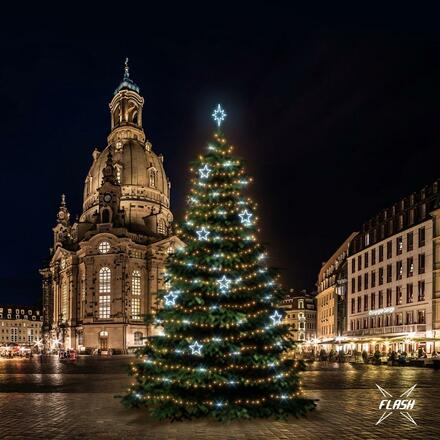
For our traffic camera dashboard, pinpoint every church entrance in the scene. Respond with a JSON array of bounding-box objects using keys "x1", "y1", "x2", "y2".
[
  {"x1": 99, "y1": 331, "x2": 108, "y2": 350},
  {"x1": 100, "y1": 338, "x2": 108, "y2": 350}
]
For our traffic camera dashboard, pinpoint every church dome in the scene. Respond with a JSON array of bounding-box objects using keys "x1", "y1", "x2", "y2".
[{"x1": 80, "y1": 63, "x2": 172, "y2": 236}]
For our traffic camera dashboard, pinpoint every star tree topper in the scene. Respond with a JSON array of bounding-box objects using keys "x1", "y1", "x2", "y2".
[{"x1": 212, "y1": 104, "x2": 227, "y2": 127}]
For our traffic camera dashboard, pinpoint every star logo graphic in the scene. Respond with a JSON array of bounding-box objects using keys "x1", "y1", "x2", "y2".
[
  {"x1": 375, "y1": 384, "x2": 417, "y2": 426},
  {"x1": 239, "y1": 209, "x2": 253, "y2": 226},
  {"x1": 212, "y1": 104, "x2": 227, "y2": 127},
  {"x1": 189, "y1": 341, "x2": 203, "y2": 356},
  {"x1": 198, "y1": 164, "x2": 211, "y2": 179},
  {"x1": 196, "y1": 227, "x2": 210, "y2": 241},
  {"x1": 164, "y1": 292, "x2": 178, "y2": 306},
  {"x1": 217, "y1": 275, "x2": 231, "y2": 294},
  {"x1": 270, "y1": 310, "x2": 283, "y2": 326}
]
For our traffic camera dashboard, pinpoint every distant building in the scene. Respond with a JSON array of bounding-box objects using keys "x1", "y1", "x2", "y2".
[
  {"x1": 347, "y1": 179, "x2": 440, "y2": 354},
  {"x1": 281, "y1": 290, "x2": 317, "y2": 343},
  {"x1": 0, "y1": 306, "x2": 43, "y2": 346},
  {"x1": 316, "y1": 233, "x2": 357, "y2": 348}
]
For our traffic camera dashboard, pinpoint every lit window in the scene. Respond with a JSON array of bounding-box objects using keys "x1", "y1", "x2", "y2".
[
  {"x1": 132, "y1": 270, "x2": 141, "y2": 295},
  {"x1": 157, "y1": 219, "x2": 166, "y2": 235},
  {"x1": 99, "y1": 295, "x2": 111, "y2": 319},
  {"x1": 132, "y1": 298, "x2": 141, "y2": 320},
  {"x1": 167, "y1": 245, "x2": 174, "y2": 255},
  {"x1": 149, "y1": 169, "x2": 157, "y2": 188},
  {"x1": 134, "y1": 331, "x2": 143, "y2": 345},
  {"x1": 62, "y1": 283, "x2": 68, "y2": 321},
  {"x1": 98, "y1": 241, "x2": 111, "y2": 254},
  {"x1": 115, "y1": 165, "x2": 122, "y2": 183},
  {"x1": 99, "y1": 267, "x2": 111, "y2": 294}
]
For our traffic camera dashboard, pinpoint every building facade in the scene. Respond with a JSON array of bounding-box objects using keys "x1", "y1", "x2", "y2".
[
  {"x1": 40, "y1": 63, "x2": 181, "y2": 353},
  {"x1": 316, "y1": 233, "x2": 357, "y2": 347},
  {"x1": 281, "y1": 290, "x2": 317, "y2": 343},
  {"x1": 0, "y1": 306, "x2": 43, "y2": 346},
  {"x1": 346, "y1": 179, "x2": 440, "y2": 354}
]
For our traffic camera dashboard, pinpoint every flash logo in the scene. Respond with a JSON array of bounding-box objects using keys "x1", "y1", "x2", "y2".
[
  {"x1": 375, "y1": 384, "x2": 417, "y2": 426},
  {"x1": 378, "y1": 399, "x2": 415, "y2": 411}
]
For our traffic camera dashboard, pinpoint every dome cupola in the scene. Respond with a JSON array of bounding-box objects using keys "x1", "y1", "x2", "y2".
[
  {"x1": 80, "y1": 61, "x2": 172, "y2": 236},
  {"x1": 114, "y1": 58, "x2": 140, "y2": 95},
  {"x1": 108, "y1": 58, "x2": 145, "y2": 145}
]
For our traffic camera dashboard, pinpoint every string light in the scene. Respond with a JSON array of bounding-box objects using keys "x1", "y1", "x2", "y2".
[{"x1": 123, "y1": 123, "x2": 311, "y2": 419}]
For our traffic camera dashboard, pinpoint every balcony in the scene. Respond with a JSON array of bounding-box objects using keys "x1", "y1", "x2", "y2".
[{"x1": 346, "y1": 324, "x2": 427, "y2": 337}]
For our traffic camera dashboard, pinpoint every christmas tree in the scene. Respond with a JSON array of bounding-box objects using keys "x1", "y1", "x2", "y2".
[{"x1": 122, "y1": 105, "x2": 315, "y2": 421}]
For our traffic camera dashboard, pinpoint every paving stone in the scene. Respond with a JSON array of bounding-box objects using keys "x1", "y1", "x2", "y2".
[{"x1": 0, "y1": 357, "x2": 437, "y2": 439}]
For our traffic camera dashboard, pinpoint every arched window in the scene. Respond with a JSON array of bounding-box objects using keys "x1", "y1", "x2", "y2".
[
  {"x1": 113, "y1": 104, "x2": 121, "y2": 127},
  {"x1": 115, "y1": 165, "x2": 122, "y2": 184},
  {"x1": 132, "y1": 270, "x2": 141, "y2": 295},
  {"x1": 149, "y1": 168, "x2": 157, "y2": 188},
  {"x1": 101, "y1": 208, "x2": 111, "y2": 223},
  {"x1": 134, "y1": 331, "x2": 143, "y2": 345},
  {"x1": 99, "y1": 267, "x2": 111, "y2": 319},
  {"x1": 132, "y1": 110, "x2": 138, "y2": 125},
  {"x1": 132, "y1": 298, "x2": 141, "y2": 320},
  {"x1": 127, "y1": 100, "x2": 138, "y2": 124},
  {"x1": 99, "y1": 267, "x2": 111, "y2": 294},
  {"x1": 157, "y1": 218, "x2": 166, "y2": 235},
  {"x1": 62, "y1": 282, "x2": 68, "y2": 322}
]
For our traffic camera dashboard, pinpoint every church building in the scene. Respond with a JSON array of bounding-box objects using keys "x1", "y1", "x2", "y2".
[{"x1": 40, "y1": 62, "x2": 181, "y2": 353}]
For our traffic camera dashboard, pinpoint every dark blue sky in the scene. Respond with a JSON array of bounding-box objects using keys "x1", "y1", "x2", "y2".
[{"x1": 1, "y1": 3, "x2": 440, "y2": 305}]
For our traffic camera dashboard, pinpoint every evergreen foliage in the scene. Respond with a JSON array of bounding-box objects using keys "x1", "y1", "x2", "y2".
[{"x1": 122, "y1": 122, "x2": 315, "y2": 421}]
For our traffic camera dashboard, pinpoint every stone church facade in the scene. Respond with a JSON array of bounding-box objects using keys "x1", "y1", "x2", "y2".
[{"x1": 40, "y1": 63, "x2": 181, "y2": 353}]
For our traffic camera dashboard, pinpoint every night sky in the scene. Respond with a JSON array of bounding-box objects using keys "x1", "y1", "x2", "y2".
[{"x1": 1, "y1": 4, "x2": 440, "y2": 306}]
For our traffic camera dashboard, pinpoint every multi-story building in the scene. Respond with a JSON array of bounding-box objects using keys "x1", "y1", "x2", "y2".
[
  {"x1": 0, "y1": 306, "x2": 43, "y2": 346},
  {"x1": 316, "y1": 233, "x2": 357, "y2": 348},
  {"x1": 346, "y1": 179, "x2": 440, "y2": 354},
  {"x1": 281, "y1": 289, "x2": 317, "y2": 343},
  {"x1": 40, "y1": 62, "x2": 182, "y2": 353}
]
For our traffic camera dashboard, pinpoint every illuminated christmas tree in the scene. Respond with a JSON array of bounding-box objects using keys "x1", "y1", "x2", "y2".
[{"x1": 122, "y1": 105, "x2": 315, "y2": 420}]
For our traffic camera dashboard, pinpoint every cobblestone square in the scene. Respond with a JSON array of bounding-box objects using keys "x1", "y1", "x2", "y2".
[{"x1": 0, "y1": 357, "x2": 437, "y2": 439}]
